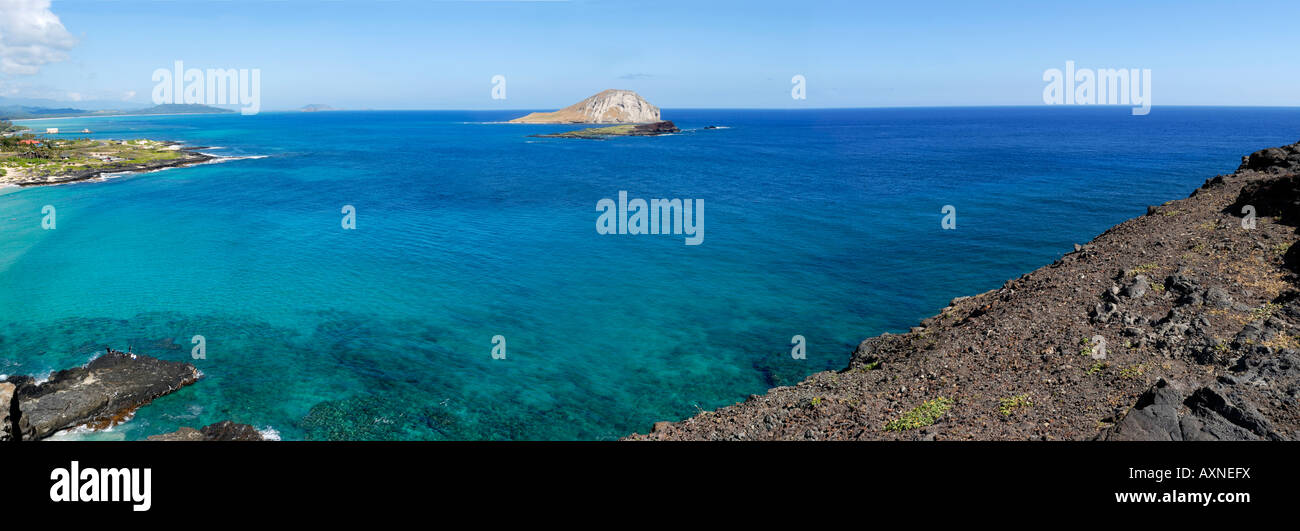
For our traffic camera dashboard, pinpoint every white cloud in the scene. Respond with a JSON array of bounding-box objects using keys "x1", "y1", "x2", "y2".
[
  {"x1": 0, "y1": 0, "x2": 77, "y2": 75},
  {"x1": 121, "y1": 90, "x2": 136, "y2": 101}
]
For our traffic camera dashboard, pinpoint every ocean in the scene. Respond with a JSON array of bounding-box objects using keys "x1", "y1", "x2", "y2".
[{"x1": 2, "y1": 107, "x2": 1299, "y2": 440}]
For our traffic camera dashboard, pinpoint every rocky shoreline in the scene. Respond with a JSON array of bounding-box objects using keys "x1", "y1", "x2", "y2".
[
  {"x1": 530, "y1": 120, "x2": 680, "y2": 139},
  {"x1": 11, "y1": 143, "x2": 216, "y2": 188},
  {"x1": 1, "y1": 353, "x2": 262, "y2": 442},
  {"x1": 629, "y1": 140, "x2": 1300, "y2": 441}
]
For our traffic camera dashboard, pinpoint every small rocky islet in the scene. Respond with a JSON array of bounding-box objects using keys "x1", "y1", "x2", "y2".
[
  {"x1": 0, "y1": 352, "x2": 262, "y2": 442},
  {"x1": 530, "y1": 120, "x2": 681, "y2": 139}
]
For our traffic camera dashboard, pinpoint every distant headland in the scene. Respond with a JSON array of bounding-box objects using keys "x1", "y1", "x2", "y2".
[
  {"x1": 0, "y1": 103, "x2": 234, "y2": 121},
  {"x1": 299, "y1": 104, "x2": 340, "y2": 112},
  {"x1": 0, "y1": 136, "x2": 215, "y2": 187}
]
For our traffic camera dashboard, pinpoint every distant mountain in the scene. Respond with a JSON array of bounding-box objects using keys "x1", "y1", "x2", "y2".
[
  {"x1": 129, "y1": 104, "x2": 236, "y2": 115},
  {"x1": 508, "y1": 89, "x2": 661, "y2": 124},
  {"x1": 299, "y1": 104, "x2": 338, "y2": 112},
  {"x1": 0, "y1": 106, "x2": 101, "y2": 119},
  {"x1": 0, "y1": 96, "x2": 142, "y2": 111},
  {"x1": 0, "y1": 103, "x2": 234, "y2": 120}
]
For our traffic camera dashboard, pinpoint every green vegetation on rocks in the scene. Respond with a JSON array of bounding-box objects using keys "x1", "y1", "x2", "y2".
[{"x1": 884, "y1": 397, "x2": 953, "y2": 432}]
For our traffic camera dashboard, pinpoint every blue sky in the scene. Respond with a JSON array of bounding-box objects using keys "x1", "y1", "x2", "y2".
[{"x1": 2, "y1": 0, "x2": 1298, "y2": 110}]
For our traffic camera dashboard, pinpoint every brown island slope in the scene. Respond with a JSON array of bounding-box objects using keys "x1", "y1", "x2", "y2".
[
  {"x1": 509, "y1": 89, "x2": 662, "y2": 124},
  {"x1": 630, "y1": 140, "x2": 1300, "y2": 441},
  {"x1": 510, "y1": 89, "x2": 680, "y2": 138}
]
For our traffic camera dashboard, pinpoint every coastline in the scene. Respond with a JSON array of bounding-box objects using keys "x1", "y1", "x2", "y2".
[
  {"x1": 1, "y1": 141, "x2": 220, "y2": 188},
  {"x1": 9, "y1": 111, "x2": 235, "y2": 123},
  {"x1": 630, "y1": 140, "x2": 1300, "y2": 441}
]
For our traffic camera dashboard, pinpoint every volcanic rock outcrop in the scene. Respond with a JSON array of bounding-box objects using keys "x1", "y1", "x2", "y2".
[
  {"x1": 148, "y1": 420, "x2": 265, "y2": 441},
  {"x1": 2, "y1": 352, "x2": 200, "y2": 440}
]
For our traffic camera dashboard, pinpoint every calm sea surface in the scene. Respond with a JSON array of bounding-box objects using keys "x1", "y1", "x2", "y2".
[{"x1": 2, "y1": 107, "x2": 1298, "y2": 439}]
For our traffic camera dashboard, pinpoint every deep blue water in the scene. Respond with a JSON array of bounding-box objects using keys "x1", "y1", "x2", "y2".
[{"x1": 1, "y1": 107, "x2": 1298, "y2": 440}]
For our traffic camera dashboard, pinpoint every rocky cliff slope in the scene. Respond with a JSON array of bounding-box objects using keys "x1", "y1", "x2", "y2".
[
  {"x1": 629, "y1": 140, "x2": 1300, "y2": 441},
  {"x1": 509, "y1": 89, "x2": 661, "y2": 124}
]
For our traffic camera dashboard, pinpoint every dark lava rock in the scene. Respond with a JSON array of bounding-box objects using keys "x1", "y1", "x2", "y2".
[
  {"x1": 1123, "y1": 275, "x2": 1150, "y2": 299},
  {"x1": 146, "y1": 426, "x2": 204, "y2": 441},
  {"x1": 1098, "y1": 379, "x2": 1185, "y2": 441},
  {"x1": 1205, "y1": 286, "x2": 1233, "y2": 308},
  {"x1": 148, "y1": 420, "x2": 264, "y2": 441},
  {"x1": 1239, "y1": 144, "x2": 1300, "y2": 173},
  {"x1": 0, "y1": 382, "x2": 14, "y2": 442},
  {"x1": 1100, "y1": 375, "x2": 1293, "y2": 441},
  {"x1": 1180, "y1": 386, "x2": 1275, "y2": 440},
  {"x1": 1230, "y1": 172, "x2": 1300, "y2": 226},
  {"x1": 1230, "y1": 348, "x2": 1300, "y2": 388},
  {"x1": 849, "y1": 335, "x2": 890, "y2": 368},
  {"x1": 631, "y1": 120, "x2": 680, "y2": 135},
  {"x1": 11, "y1": 352, "x2": 200, "y2": 440},
  {"x1": 200, "y1": 420, "x2": 263, "y2": 440},
  {"x1": 1165, "y1": 268, "x2": 1200, "y2": 297},
  {"x1": 1285, "y1": 242, "x2": 1300, "y2": 274},
  {"x1": 1090, "y1": 302, "x2": 1119, "y2": 324}
]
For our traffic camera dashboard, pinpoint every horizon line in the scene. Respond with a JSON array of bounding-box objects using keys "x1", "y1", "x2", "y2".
[{"x1": 10, "y1": 103, "x2": 1300, "y2": 121}]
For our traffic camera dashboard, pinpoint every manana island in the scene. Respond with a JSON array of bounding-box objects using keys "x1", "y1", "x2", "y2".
[
  {"x1": 510, "y1": 89, "x2": 683, "y2": 138},
  {"x1": 3, "y1": 93, "x2": 1300, "y2": 442}
]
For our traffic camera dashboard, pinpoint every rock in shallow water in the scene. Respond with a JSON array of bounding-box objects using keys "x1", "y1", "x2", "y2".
[
  {"x1": 9, "y1": 352, "x2": 200, "y2": 440},
  {"x1": 147, "y1": 420, "x2": 264, "y2": 441},
  {"x1": 0, "y1": 382, "x2": 14, "y2": 441}
]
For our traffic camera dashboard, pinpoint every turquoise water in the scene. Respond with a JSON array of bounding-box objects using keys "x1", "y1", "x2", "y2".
[{"x1": 2, "y1": 107, "x2": 1299, "y2": 440}]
